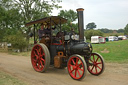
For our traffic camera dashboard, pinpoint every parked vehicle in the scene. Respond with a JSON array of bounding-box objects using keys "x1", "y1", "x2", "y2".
[
  {"x1": 91, "y1": 36, "x2": 106, "y2": 44},
  {"x1": 109, "y1": 36, "x2": 116, "y2": 41},
  {"x1": 118, "y1": 36, "x2": 127, "y2": 40},
  {"x1": 25, "y1": 8, "x2": 105, "y2": 80},
  {"x1": 114, "y1": 37, "x2": 118, "y2": 41}
]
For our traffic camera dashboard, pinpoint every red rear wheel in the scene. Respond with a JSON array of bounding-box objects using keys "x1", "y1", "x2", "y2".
[
  {"x1": 87, "y1": 53, "x2": 105, "y2": 75},
  {"x1": 31, "y1": 43, "x2": 50, "y2": 72},
  {"x1": 67, "y1": 55, "x2": 87, "y2": 80}
]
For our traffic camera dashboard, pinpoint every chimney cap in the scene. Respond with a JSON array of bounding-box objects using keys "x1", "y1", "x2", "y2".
[{"x1": 76, "y1": 8, "x2": 84, "y2": 11}]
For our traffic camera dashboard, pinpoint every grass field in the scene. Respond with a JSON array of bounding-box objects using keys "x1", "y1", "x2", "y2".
[
  {"x1": 0, "y1": 71, "x2": 27, "y2": 85},
  {"x1": 92, "y1": 40, "x2": 128, "y2": 63}
]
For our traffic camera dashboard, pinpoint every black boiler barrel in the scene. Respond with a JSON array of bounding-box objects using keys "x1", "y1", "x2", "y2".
[
  {"x1": 77, "y1": 8, "x2": 84, "y2": 41},
  {"x1": 70, "y1": 42, "x2": 91, "y2": 56}
]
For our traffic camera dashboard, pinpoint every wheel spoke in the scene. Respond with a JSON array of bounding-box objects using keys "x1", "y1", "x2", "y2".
[
  {"x1": 96, "y1": 65, "x2": 102, "y2": 70},
  {"x1": 41, "y1": 57, "x2": 45, "y2": 62},
  {"x1": 69, "y1": 64, "x2": 75, "y2": 72},
  {"x1": 93, "y1": 55, "x2": 95, "y2": 62},
  {"x1": 89, "y1": 59, "x2": 94, "y2": 63},
  {"x1": 39, "y1": 48, "x2": 43, "y2": 56},
  {"x1": 38, "y1": 60, "x2": 41, "y2": 65},
  {"x1": 69, "y1": 64, "x2": 74, "y2": 67},
  {"x1": 95, "y1": 57, "x2": 99, "y2": 63},
  {"x1": 39, "y1": 48, "x2": 42, "y2": 52},
  {"x1": 78, "y1": 62, "x2": 82, "y2": 66},
  {"x1": 37, "y1": 63, "x2": 40, "y2": 69},
  {"x1": 96, "y1": 62, "x2": 102, "y2": 64},
  {"x1": 78, "y1": 67, "x2": 83, "y2": 71},
  {"x1": 34, "y1": 51, "x2": 38, "y2": 58},
  {"x1": 40, "y1": 61, "x2": 44, "y2": 68},
  {"x1": 90, "y1": 65, "x2": 94, "y2": 72},
  {"x1": 42, "y1": 53, "x2": 45, "y2": 56},
  {"x1": 32, "y1": 59, "x2": 37, "y2": 63},
  {"x1": 72, "y1": 59, "x2": 76, "y2": 65},
  {"x1": 77, "y1": 70, "x2": 81, "y2": 77},
  {"x1": 76, "y1": 58, "x2": 78, "y2": 66},
  {"x1": 95, "y1": 66, "x2": 98, "y2": 73},
  {"x1": 75, "y1": 70, "x2": 77, "y2": 77},
  {"x1": 40, "y1": 53, "x2": 45, "y2": 57},
  {"x1": 70, "y1": 68, "x2": 75, "y2": 73},
  {"x1": 35, "y1": 49, "x2": 39, "y2": 55}
]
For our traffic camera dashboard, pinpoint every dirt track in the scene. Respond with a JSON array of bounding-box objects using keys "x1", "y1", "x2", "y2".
[{"x1": 0, "y1": 53, "x2": 128, "y2": 85}]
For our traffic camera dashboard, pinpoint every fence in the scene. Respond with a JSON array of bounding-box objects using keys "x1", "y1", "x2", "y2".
[
  {"x1": 0, "y1": 42, "x2": 12, "y2": 52},
  {"x1": 0, "y1": 42, "x2": 33, "y2": 52}
]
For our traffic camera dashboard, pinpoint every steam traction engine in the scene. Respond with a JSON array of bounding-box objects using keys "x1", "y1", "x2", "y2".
[{"x1": 26, "y1": 8, "x2": 105, "y2": 80}]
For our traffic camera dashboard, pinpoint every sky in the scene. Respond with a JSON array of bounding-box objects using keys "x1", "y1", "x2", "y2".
[{"x1": 52, "y1": 0, "x2": 128, "y2": 30}]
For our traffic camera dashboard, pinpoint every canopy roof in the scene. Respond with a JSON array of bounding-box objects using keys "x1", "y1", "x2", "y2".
[{"x1": 25, "y1": 16, "x2": 67, "y2": 26}]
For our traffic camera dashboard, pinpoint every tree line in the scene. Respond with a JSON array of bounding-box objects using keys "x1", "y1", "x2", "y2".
[{"x1": 86, "y1": 22, "x2": 125, "y2": 33}]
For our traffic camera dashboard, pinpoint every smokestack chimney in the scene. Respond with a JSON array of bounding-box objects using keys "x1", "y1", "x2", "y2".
[{"x1": 77, "y1": 8, "x2": 84, "y2": 41}]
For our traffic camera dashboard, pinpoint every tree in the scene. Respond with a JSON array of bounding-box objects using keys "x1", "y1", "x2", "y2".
[
  {"x1": 0, "y1": 0, "x2": 62, "y2": 42},
  {"x1": 124, "y1": 24, "x2": 128, "y2": 35},
  {"x1": 58, "y1": 9, "x2": 77, "y2": 22},
  {"x1": 0, "y1": 6, "x2": 6, "y2": 42},
  {"x1": 58, "y1": 9, "x2": 78, "y2": 32},
  {"x1": 86, "y1": 22, "x2": 96, "y2": 30},
  {"x1": 0, "y1": 3, "x2": 22, "y2": 41},
  {"x1": 85, "y1": 29, "x2": 103, "y2": 40},
  {"x1": 117, "y1": 29, "x2": 124, "y2": 33}
]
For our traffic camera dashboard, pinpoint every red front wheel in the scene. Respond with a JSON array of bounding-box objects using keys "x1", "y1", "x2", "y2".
[
  {"x1": 31, "y1": 43, "x2": 50, "y2": 72},
  {"x1": 87, "y1": 53, "x2": 105, "y2": 75},
  {"x1": 67, "y1": 54, "x2": 87, "y2": 80}
]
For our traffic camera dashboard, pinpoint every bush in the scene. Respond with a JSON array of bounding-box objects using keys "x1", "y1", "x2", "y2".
[
  {"x1": 0, "y1": 29, "x2": 6, "y2": 42},
  {"x1": 4, "y1": 31, "x2": 28, "y2": 52},
  {"x1": 85, "y1": 29, "x2": 103, "y2": 40}
]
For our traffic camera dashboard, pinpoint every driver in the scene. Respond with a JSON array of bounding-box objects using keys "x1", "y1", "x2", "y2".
[
  {"x1": 38, "y1": 23, "x2": 56, "y2": 41},
  {"x1": 44, "y1": 24, "x2": 51, "y2": 36},
  {"x1": 38, "y1": 24, "x2": 45, "y2": 41},
  {"x1": 45, "y1": 23, "x2": 56, "y2": 36}
]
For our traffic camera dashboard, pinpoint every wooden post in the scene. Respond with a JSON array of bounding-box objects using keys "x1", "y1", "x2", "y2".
[{"x1": 34, "y1": 24, "x2": 36, "y2": 44}]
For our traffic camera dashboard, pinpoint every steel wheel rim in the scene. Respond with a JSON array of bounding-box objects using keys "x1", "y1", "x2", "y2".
[
  {"x1": 31, "y1": 44, "x2": 45, "y2": 72},
  {"x1": 68, "y1": 56, "x2": 85, "y2": 80},
  {"x1": 88, "y1": 53, "x2": 103, "y2": 75}
]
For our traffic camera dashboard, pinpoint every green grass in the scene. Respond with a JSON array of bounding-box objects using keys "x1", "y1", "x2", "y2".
[
  {"x1": 0, "y1": 71, "x2": 27, "y2": 85},
  {"x1": 92, "y1": 40, "x2": 128, "y2": 63}
]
